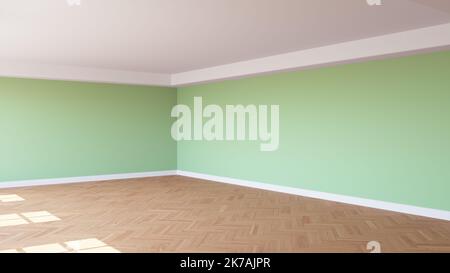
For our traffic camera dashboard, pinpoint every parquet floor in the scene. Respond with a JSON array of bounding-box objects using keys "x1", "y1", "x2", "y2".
[{"x1": 0, "y1": 175, "x2": 449, "y2": 253}]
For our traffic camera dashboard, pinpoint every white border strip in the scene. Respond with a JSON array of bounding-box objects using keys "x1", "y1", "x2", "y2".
[
  {"x1": 172, "y1": 23, "x2": 450, "y2": 86},
  {"x1": 0, "y1": 62, "x2": 172, "y2": 87},
  {"x1": 0, "y1": 170, "x2": 177, "y2": 189},
  {"x1": 177, "y1": 170, "x2": 450, "y2": 221},
  {"x1": 1, "y1": 170, "x2": 448, "y2": 221}
]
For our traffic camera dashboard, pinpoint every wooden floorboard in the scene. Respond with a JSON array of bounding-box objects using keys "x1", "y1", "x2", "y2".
[{"x1": 0, "y1": 175, "x2": 449, "y2": 253}]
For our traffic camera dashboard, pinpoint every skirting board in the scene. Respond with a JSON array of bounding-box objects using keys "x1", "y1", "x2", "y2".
[
  {"x1": 1, "y1": 169, "x2": 448, "y2": 221},
  {"x1": 0, "y1": 170, "x2": 177, "y2": 189},
  {"x1": 176, "y1": 170, "x2": 450, "y2": 221}
]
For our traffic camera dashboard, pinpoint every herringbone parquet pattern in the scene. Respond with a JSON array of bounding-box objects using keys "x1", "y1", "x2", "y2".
[{"x1": 0, "y1": 176, "x2": 449, "y2": 253}]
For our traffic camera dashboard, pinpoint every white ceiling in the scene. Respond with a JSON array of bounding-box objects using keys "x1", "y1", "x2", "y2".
[{"x1": 0, "y1": 0, "x2": 449, "y2": 75}]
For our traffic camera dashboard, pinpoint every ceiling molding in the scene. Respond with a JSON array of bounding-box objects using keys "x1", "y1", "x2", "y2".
[
  {"x1": 0, "y1": 62, "x2": 171, "y2": 87},
  {"x1": 1, "y1": 23, "x2": 449, "y2": 87},
  {"x1": 171, "y1": 23, "x2": 450, "y2": 86}
]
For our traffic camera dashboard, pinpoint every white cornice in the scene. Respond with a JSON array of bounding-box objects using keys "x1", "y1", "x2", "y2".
[
  {"x1": 1, "y1": 23, "x2": 449, "y2": 87},
  {"x1": 0, "y1": 62, "x2": 172, "y2": 87},
  {"x1": 171, "y1": 23, "x2": 450, "y2": 86}
]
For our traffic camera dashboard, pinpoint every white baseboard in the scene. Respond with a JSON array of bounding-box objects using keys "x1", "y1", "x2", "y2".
[
  {"x1": 1, "y1": 169, "x2": 448, "y2": 221},
  {"x1": 176, "y1": 170, "x2": 450, "y2": 221},
  {"x1": 0, "y1": 170, "x2": 177, "y2": 189}
]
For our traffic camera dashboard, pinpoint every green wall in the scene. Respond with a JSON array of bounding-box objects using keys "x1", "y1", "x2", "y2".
[
  {"x1": 177, "y1": 50, "x2": 450, "y2": 211},
  {"x1": 0, "y1": 78, "x2": 177, "y2": 182}
]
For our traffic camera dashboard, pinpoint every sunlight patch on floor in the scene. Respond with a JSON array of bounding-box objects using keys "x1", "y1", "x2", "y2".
[
  {"x1": 23, "y1": 243, "x2": 67, "y2": 253},
  {"x1": 0, "y1": 249, "x2": 19, "y2": 253},
  {"x1": 66, "y1": 238, "x2": 120, "y2": 253},
  {"x1": 0, "y1": 194, "x2": 25, "y2": 202},
  {"x1": 0, "y1": 238, "x2": 120, "y2": 253},
  {"x1": 0, "y1": 211, "x2": 60, "y2": 227},
  {"x1": 22, "y1": 211, "x2": 61, "y2": 223},
  {"x1": 0, "y1": 213, "x2": 28, "y2": 227}
]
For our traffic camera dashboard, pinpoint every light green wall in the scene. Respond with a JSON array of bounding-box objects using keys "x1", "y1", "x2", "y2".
[
  {"x1": 0, "y1": 78, "x2": 177, "y2": 182},
  {"x1": 177, "y1": 50, "x2": 450, "y2": 211}
]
